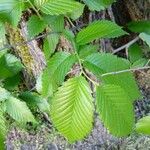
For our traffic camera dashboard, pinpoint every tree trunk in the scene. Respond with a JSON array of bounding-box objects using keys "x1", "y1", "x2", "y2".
[{"x1": 5, "y1": 22, "x2": 46, "y2": 88}]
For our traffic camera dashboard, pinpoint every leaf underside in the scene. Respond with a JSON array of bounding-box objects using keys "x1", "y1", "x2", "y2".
[
  {"x1": 51, "y1": 76, "x2": 94, "y2": 142},
  {"x1": 96, "y1": 84, "x2": 134, "y2": 137}
]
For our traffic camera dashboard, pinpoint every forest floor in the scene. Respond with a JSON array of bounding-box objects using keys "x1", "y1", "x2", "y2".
[{"x1": 6, "y1": 71, "x2": 150, "y2": 150}]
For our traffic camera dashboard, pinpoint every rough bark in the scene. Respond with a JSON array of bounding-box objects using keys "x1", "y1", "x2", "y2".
[{"x1": 5, "y1": 22, "x2": 46, "y2": 88}]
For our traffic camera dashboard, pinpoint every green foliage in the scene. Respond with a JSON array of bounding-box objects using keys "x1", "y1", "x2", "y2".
[
  {"x1": 0, "y1": 87, "x2": 11, "y2": 101},
  {"x1": 19, "y1": 92, "x2": 50, "y2": 113},
  {"x1": 27, "y1": 15, "x2": 47, "y2": 38},
  {"x1": 0, "y1": 0, "x2": 25, "y2": 26},
  {"x1": 35, "y1": 0, "x2": 82, "y2": 15},
  {"x1": 51, "y1": 76, "x2": 94, "y2": 142},
  {"x1": 83, "y1": 0, "x2": 105, "y2": 11},
  {"x1": 127, "y1": 43, "x2": 148, "y2": 68},
  {"x1": 0, "y1": 0, "x2": 149, "y2": 146},
  {"x1": 43, "y1": 34, "x2": 59, "y2": 59},
  {"x1": 96, "y1": 84, "x2": 134, "y2": 136},
  {"x1": 79, "y1": 44, "x2": 98, "y2": 59},
  {"x1": 83, "y1": 0, "x2": 116, "y2": 11},
  {"x1": 136, "y1": 116, "x2": 150, "y2": 135},
  {"x1": 34, "y1": 0, "x2": 47, "y2": 8},
  {"x1": 36, "y1": 52, "x2": 77, "y2": 97},
  {"x1": 3, "y1": 74, "x2": 21, "y2": 90},
  {"x1": 128, "y1": 43, "x2": 143, "y2": 63},
  {"x1": 101, "y1": 73, "x2": 141, "y2": 102},
  {"x1": 8, "y1": 0, "x2": 25, "y2": 27},
  {"x1": 101, "y1": 0, "x2": 116, "y2": 6},
  {"x1": 76, "y1": 20, "x2": 127, "y2": 45},
  {"x1": 83, "y1": 53, "x2": 141, "y2": 101},
  {"x1": 127, "y1": 21, "x2": 150, "y2": 34},
  {"x1": 43, "y1": 15, "x2": 64, "y2": 32},
  {"x1": 0, "y1": 85, "x2": 37, "y2": 149},
  {"x1": 0, "y1": 54, "x2": 23, "y2": 79},
  {"x1": 68, "y1": 3, "x2": 85, "y2": 20},
  {"x1": 131, "y1": 58, "x2": 148, "y2": 68},
  {"x1": 83, "y1": 53, "x2": 130, "y2": 76},
  {"x1": 139, "y1": 32, "x2": 150, "y2": 48},
  {"x1": 6, "y1": 97, "x2": 36, "y2": 124},
  {"x1": 0, "y1": 109, "x2": 6, "y2": 150},
  {"x1": 0, "y1": 0, "x2": 20, "y2": 12}
]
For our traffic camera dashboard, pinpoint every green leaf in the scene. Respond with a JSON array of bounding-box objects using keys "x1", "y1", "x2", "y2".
[
  {"x1": 0, "y1": 108, "x2": 6, "y2": 150},
  {"x1": 9, "y1": 0, "x2": 25, "y2": 27},
  {"x1": 3, "y1": 73, "x2": 21, "y2": 90},
  {"x1": 0, "y1": 49, "x2": 7, "y2": 59},
  {"x1": 36, "y1": 52, "x2": 77, "y2": 97},
  {"x1": 43, "y1": 15, "x2": 64, "y2": 32},
  {"x1": 27, "y1": 15, "x2": 47, "y2": 38},
  {"x1": 34, "y1": 0, "x2": 47, "y2": 8},
  {"x1": 76, "y1": 20, "x2": 127, "y2": 45},
  {"x1": 79, "y1": 44, "x2": 98, "y2": 59},
  {"x1": 131, "y1": 58, "x2": 148, "y2": 68},
  {"x1": 83, "y1": 53, "x2": 140, "y2": 101},
  {"x1": 128, "y1": 43, "x2": 143, "y2": 63},
  {"x1": 83, "y1": 0, "x2": 115, "y2": 11},
  {"x1": 83, "y1": 53, "x2": 130, "y2": 76},
  {"x1": 51, "y1": 76, "x2": 94, "y2": 142},
  {"x1": 136, "y1": 116, "x2": 150, "y2": 135},
  {"x1": 0, "y1": 0, "x2": 25, "y2": 26},
  {"x1": 101, "y1": 73, "x2": 141, "y2": 102},
  {"x1": 68, "y1": 3, "x2": 85, "y2": 20},
  {"x1": 0, "y1": 86, "x2": 11, "y2": 101},
  {"x1": 0, "y1": 54, "x2": 23, "y2": 79},
  {"x1": 6, "y1": 97, "x2": 36, "y2": 124},
  {"x1": 83, "y1": 0, "x2": 105, "y2": 11},
  {"x1": 0, "y1": 0, "x2": 18, "y2": 12},
  {"x1": 101, "y1": 0, "x2": 117, "y2": 6},
  {"x1": 35, "y1": 0, "x2": 82, "y2": 15},
  {"x1": 127, "y1": 21, "x2": 150, "y2": 34},
  {"x1": 101, "y1": 0, "x2": 116, "y2": 6},
  {"x1": 62, "y1": 29, "x2": 75, "y2": 44},
  {"x1": 96, "y1": 84, "x2": 134, "y2": 137},
  {"x1": 43, "y1": 34, "x2": 59, "y2": 59},
  {"x1": 19, "y1": 92, "x2": 50, "y2": 113},
  {"x1": 139, "y1": 32, "x2": 150, "y2": 47}
]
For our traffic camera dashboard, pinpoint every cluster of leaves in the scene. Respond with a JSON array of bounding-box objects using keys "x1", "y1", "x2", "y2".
[
  {"x1": 127, "y1": 20, "x2": 150, "y2": 135},
  {"x1": 0, "y1": 0, "x2": 150, "y2": 149}
]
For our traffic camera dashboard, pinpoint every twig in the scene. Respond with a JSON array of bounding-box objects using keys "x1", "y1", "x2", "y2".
[
  {"x1": 27, "y1": 0, "x2": 42, "y2": 20},
  {"x1": 145, "y1": 59, "x2": 150, "y2": 66},
  {"x1": 113, "y1": 37, "x2": 140, "y2": 54},
  {"x1": 67, "y1": 17, "x2": 76, "y2": 28},
  {"x1": 0, "y1": 23, "x2": 87, "y2": 52},
  {"x1": 82, "y1": 71, "x2": 99, "y2": 86},
  {"x1": 101, "y1": 66, "x2": 150, "y2": 77},
  {"x1": 0, "y1": 31, "x2": 60, "y2": 51},
  {"x1": 67, "y1": 68, "x2": 81, "y2": 75}
]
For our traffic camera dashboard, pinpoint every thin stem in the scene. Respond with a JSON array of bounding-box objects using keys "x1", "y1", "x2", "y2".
[
  {"x1": 101, "y1": 66, "x2": 150, "y2": 77},
  {"x1": 67, "y1": 68, "x2": 81, "y2": 75},
  {"x1": 0, "y1": 31, "x2": 60, "y2": 51},
  {"x1": 72, "y1": 38, "x2": 99, "y2": 86},
  {"x1": 67, "y1": 17, "x2": 76, "y2": 28},
  {"x1": 72, "y1": 40, "x2": 82, "y2": 74},
  {"x1": 82, "y1": 71, "x2": 99, "y2": 86},
  {"x1": 27, "y1": 0, "x2": 42, "y2": 20},
  {"x1": 75, "y1": 53, "x2": 83, "y2": 76},
  {"x1": 113, "y1": 37, "x2": 140, "y2": 54},
  {"x1": 145, "y1": 59, "x2": 150, "y2": 66},
  {"x1": 75, "y1": 51, "x2": 99, "y2": 86},
  {"x1": 0, "y1": 24, "x2": 85, "y2": 51}
]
